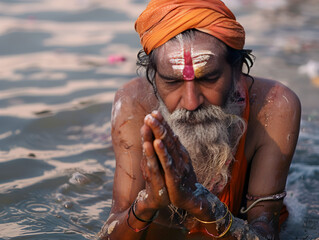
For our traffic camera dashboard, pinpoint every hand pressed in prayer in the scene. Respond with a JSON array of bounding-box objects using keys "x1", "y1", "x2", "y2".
[
  {"x1": 140, "y1": 116, "x2": 170, "y2": 210},
  {"x1": 141, "y1": 110, "x2": 199, "y2": 212}
]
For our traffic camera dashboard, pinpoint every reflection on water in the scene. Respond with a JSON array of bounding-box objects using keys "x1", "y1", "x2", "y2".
[{"x1": 0, "y1": 0, "x2": 318, "y2": 239}]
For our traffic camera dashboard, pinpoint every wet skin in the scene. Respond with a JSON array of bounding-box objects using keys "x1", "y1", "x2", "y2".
[{"x1": 99, "y1": 32, "x2": 301, "y2": 240}]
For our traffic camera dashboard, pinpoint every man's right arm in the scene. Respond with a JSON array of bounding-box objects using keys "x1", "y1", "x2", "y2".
[{"x1": 98, "y1": 79, "x2": 160, "y2": 240}]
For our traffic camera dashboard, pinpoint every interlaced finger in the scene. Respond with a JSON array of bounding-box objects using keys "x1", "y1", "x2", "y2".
[
  {"x1": 153, "y1": 139, "x2": 175, "y2": 178},
  {"x1": 143, "y1": 141, "x2": 162, "y2": 175},
  {"x1": 141, "y1": 123, "x2": 154, "y2": 143}
]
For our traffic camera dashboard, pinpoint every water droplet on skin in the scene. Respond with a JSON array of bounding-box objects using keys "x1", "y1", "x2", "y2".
[{"x1": 282, "y1": 95, "x2": 289, "y2": 103}]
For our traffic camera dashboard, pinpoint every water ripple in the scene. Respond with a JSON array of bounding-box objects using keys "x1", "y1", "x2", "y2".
[
  {"x1": 15, "y1": 198, "x2": 55, "y2": 218},
  {"x1": 26, "y1": 203, "x2": 52, "y2": 214}
]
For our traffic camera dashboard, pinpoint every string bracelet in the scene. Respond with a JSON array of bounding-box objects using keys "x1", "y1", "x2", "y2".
[
  {"x1": 193, "y1": 202, "x2": 229, "y2": 224},
  {"x1": 127, "y1": 205, "x2": 151, "y2": 232},
  {"x1": 203, "y1": 212, "x2": 233, "y2": 238},
  {"x1": 240, "y1": 190, "x2": 287, "y2": 214},
  {"x1": 132, "y1": 199, "x2": 159, "y2": 223},
  {"x1": 126, "y1": 200, "x2": 159, "y2": 233}
]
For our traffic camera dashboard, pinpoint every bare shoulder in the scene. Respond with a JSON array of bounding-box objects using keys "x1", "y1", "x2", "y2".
[
  {"x1": 244, "y1": 76, "x2": 301, "y2": 202},
  {"x1": 111, "y1": 77, "x2": 158, "y2": 157},
  {"x1": 246, "y1": 76, "x2": 301, "y2": 160},
  {"x1": 249, "y1": 77, "x2": 301, "y2": 119},
  {"x1": 112, "y1": 77, "x2": 158, "y2": 129}
]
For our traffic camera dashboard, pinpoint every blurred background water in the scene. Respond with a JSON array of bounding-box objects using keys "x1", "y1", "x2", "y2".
[{"x1": 0, "y1": 0, "x2": 318, "y2": 239}]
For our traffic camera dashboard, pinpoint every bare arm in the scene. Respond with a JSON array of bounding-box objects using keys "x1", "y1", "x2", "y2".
[
  {"x1": 240, "y1": 82, "x2": 301, "y2": 239},
  {"x1": 98, "y1": 79, "x2": 160, "y2": 240}
]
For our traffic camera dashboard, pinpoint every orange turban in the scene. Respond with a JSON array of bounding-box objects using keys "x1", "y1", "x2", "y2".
[{"x1": 135, "y1": 0, "x2": 245, "y2": 54}]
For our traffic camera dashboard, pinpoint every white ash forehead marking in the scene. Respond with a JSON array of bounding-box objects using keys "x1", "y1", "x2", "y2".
[
  {"x1": 168, "y1": 34, "x2": 185, "y2": 71},
  {"x1": 191, "y1": 49, "x2": 215, "y2": 59},
  {"x1": 169, "y1": 56, "x2": 184, "y2": 70},
  {"x1": 168, "y1": 50, "x2": 214, "y2": 70},
  {"x1": 169, "y1": 58, "x2": 184, "y2": 64},
  {"x1": 192, "y1": 49, "x2": 214, "y2": 69},
  {"x1": 192, "y1": 49, "x2": 215, "y2": 67}
]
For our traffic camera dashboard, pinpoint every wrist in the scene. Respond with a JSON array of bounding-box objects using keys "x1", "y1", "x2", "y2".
[
  {"x1": 127, "y1": 200, "x2": 158, "y2": 233},
  {"x1": 134, "y1": 198, "x2": 159, "y2": 221},
  {"x1": 188, "y1": 183, "x2": 226, "y2": 222}
]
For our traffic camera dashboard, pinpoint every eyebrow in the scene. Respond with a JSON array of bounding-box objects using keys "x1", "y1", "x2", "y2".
[
  {"x1": 157, "y1": 71, "x2": 181, "y2": 81},
  {"x1": 157, "y1": 68, "x2": 221, "y2": 81}
]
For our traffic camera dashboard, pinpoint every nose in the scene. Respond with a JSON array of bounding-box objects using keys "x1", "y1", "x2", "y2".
[{"x1": 180, "y1": 81, "x2": 204, "y2": 111}]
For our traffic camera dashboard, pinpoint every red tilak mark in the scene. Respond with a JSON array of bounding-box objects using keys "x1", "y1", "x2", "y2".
[{"x1": 183, "y1": 50, "x2": 195, "y2": 81}]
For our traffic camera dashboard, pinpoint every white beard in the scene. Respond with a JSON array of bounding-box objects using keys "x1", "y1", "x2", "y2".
[{"x1": 158, "y1": 91, "x2": 246, "y2": 194}]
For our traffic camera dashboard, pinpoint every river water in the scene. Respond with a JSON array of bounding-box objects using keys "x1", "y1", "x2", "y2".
[{"x1": 0, "y1": 0, "x2": 318, "y2": 239}]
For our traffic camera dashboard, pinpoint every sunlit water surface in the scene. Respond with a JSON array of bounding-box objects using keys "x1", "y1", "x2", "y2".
[{"x1": 0, "y1": 0, "x2": 318, "y2": 239}]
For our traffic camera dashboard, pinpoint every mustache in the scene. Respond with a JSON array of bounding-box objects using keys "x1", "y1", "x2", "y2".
[{"x1": 168, "y1": 105, "x2": 229, "y2": 125}]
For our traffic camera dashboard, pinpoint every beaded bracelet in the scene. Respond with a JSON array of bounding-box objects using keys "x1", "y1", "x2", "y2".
[{"x1": 193, "y1": 202, "x2": 229, "y2": 224}]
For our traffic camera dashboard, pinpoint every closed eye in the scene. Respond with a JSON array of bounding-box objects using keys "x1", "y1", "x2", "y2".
[
  {"x1": 164, "y1": 79, "x2": 183, "y2": 84},
  {"x1": 157, "y1": 72, "x2": 183, "y2": 84},
  {"x1": 197, "y1": 71, "x2": 220, "y2": 84},
  {"x1": 198, "y1": 76, "x2": 219, "y2": 83}
]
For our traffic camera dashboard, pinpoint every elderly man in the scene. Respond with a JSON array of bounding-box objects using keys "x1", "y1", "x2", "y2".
[{"x1": 99, "y1": 0, "x2": 301, "y2": 239}]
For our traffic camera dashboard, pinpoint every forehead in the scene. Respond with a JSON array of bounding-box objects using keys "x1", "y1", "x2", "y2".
[{"x1": 155, "y1": 31, "x2": 227, "y2": 66}]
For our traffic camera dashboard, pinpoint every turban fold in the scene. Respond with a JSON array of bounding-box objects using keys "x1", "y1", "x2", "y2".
[{"x1": 135, "y1": 0, "x2": 245, "y2": 54}]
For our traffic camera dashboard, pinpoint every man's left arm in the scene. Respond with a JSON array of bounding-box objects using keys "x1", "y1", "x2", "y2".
[{"x1": 242, "y1": 83, "x2": 301, "y2": 239}]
